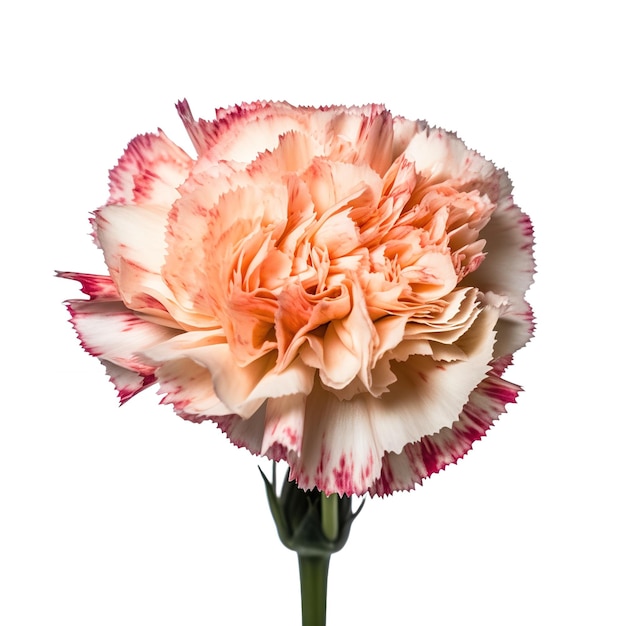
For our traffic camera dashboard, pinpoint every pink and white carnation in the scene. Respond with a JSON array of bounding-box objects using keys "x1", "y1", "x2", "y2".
[{"x1": 62, "y1": 101, "x2": 534, "y2": 496}]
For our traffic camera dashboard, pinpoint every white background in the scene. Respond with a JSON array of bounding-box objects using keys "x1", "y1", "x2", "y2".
[{"x1": 1, "y1": 1, "x2": 624, "y2": 624}]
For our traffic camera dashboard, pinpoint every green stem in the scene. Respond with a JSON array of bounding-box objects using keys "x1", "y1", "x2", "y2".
[
  {"x1": 298, "y1": 554, "x2": 330, "y2": 626},
  {"x1": 321, "y1": 493, "x2": 339, "y2": 541}
]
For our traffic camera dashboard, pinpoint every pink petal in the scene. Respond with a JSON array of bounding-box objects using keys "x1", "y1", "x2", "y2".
[
  {"x1": 107, "y1": 131, "x2": 192, "y2": 206},
  {"x1": 95, "y1": 131, "x2": 201, "y2": 326},
  {"x1": 56, "y1": 271, "x2": 120, "y2": 300}
]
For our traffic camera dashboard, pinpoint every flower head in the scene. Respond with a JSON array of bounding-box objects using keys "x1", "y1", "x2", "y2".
[{"x1": 62, "y1": 101, "x2": 534, "y2": 496}]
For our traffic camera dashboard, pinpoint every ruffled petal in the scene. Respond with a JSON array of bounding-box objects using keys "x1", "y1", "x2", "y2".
[
  {"x1": 466, "y1": 197, "x2": 535, "y2": 354},
  {"x1": 290, "y1": 298, "x2": 499, "y2": 496},
  {"x1": 107, "y1": 131, "x2": 193, "y2": 206},
  {"x1": 102, "y1": 363, "x2": 156, "y2": 404},
  {"x1": 299, "y1": 280, "x2": 376, "y2": 395},
  {"x1": 67, "y1": 300, "x2": 180, "y2": 368},
  {"x1": 164, "y1": 176, "x2": 290, "y2": 332},
  {"x1": 321, "y1": 106, "x2": 394, "y2": 175},
  {"x1": 64, "y1": 101, "x2": 534, "y2": 497},
  {"x1": 371, "y1": 358, "x2": 521, "y2": 495},
  {"x1": 289, "y1": 384, "x2": 383, "y2": 496},
  {"x1": 370, "y1": 302, "x2": 499, "y2": 453},
  {"x1": 94, "y1": 203, "x2": 185, "y2": 322},
  {"x1": 468, "y1": 197, "x2": 535, "y2": 301},
  {"x1": 212, "y1": 409, "x2": 268, "y2": 454},
  {"x1": 66, "y1": 299, "x2": 180, "y2": 402},
  {"x1": 94, "y1": 131, "x2": 203, "y2": 326},
  {"x1": 154, "y1": 358, "x2": 233, "y2": 419},
  {"x1": 403, "y1": 126, "x2": 499, "y2": 188},
  {"x1": 142, "y1": 332, "x2": 314, "y2": 418},
  {"x1": 391, "y1": 115, "x2": 428, "y2": 159},
  {"x1": 176, "y1": 99, "x2": 310, "y2": 163},
  {"x1": 260, "y1": 394, "x2": 307, "y2": 455}
]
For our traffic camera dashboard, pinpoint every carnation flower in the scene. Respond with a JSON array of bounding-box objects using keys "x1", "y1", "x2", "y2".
[{"x1": 62, "y1": 101, "x2": 534, "y2": 496}]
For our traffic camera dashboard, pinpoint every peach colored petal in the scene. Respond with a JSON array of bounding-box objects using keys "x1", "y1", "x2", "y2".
[
  {"x1": 166, "y1": 181, "x2": 290, "y2": 327},
  {"x1": 391, "y1": 115, "x2": 428, "y2": 159},
  {"x1": 139, "y1": 331, "x2": 260, "y2": 413},
  {"x1": 142, "y1": 332, "x2": 314, "y2": 418},
  {"x1": 321, "y1": 106, "x2": 394, "y2": 175},
  {"x1": 247, "y1": 130, "x2": 324, "y2": 177},
  {"x1": 300, "y1": 280, "x2": 375, "y2": 395},
  {"x1": 279, "y1": 294, "x2": 499, "y2": 496},
  {"x1": 300, "y1": 158, "x2": 383, "y2": 219},
  {"x1": 401, "y1": 250, "x2": 458, "y2": 301},
  {"x1": 275, "y1": 279, "x2": 352, "y2": 367}
]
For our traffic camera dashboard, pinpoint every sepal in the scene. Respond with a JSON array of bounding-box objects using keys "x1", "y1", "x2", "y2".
[{"x1": 260, "y1": 464, "x2": 364, "y2": 557}]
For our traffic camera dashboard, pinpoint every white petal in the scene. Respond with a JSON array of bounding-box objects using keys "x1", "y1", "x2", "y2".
[
  {"x1": 67, "y1": 299, "x2": 179, "y2": 403},
  {"x1": 155, "y1": 359, "x2": 233, "y2": 418},
  {"x1": 469, "y1": 197, "x2": 535, "y2": 302},
  {"x1": 370, "y1": 363, "x2": 521, "y2": 495},
  {"x1": 468, "y1": 198, "x2": 535, "y2": 354},
  {"x1": 290, "y1": 385, "x2": 383, "y2": 496},
  {"x1": 176, "y1": 99, "x2": 309, "y2": 163},
  {"x1": 367, "y1": 301, "x2": 500, "y2": 458},
  {"x1": 261, "y1": 394, "x2": 306, "y2": 455},
  {"x1": 68, "y1": 300, "x2": 180, "y2": 372}
]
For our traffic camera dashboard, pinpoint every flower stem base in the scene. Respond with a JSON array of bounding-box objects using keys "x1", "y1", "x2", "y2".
[
  {"x1": 261, "y1": 464, "x2": 364, "y2": 626},
  {"x1": 298, "y1": 554, "x2": 330, "y2": 626}
]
